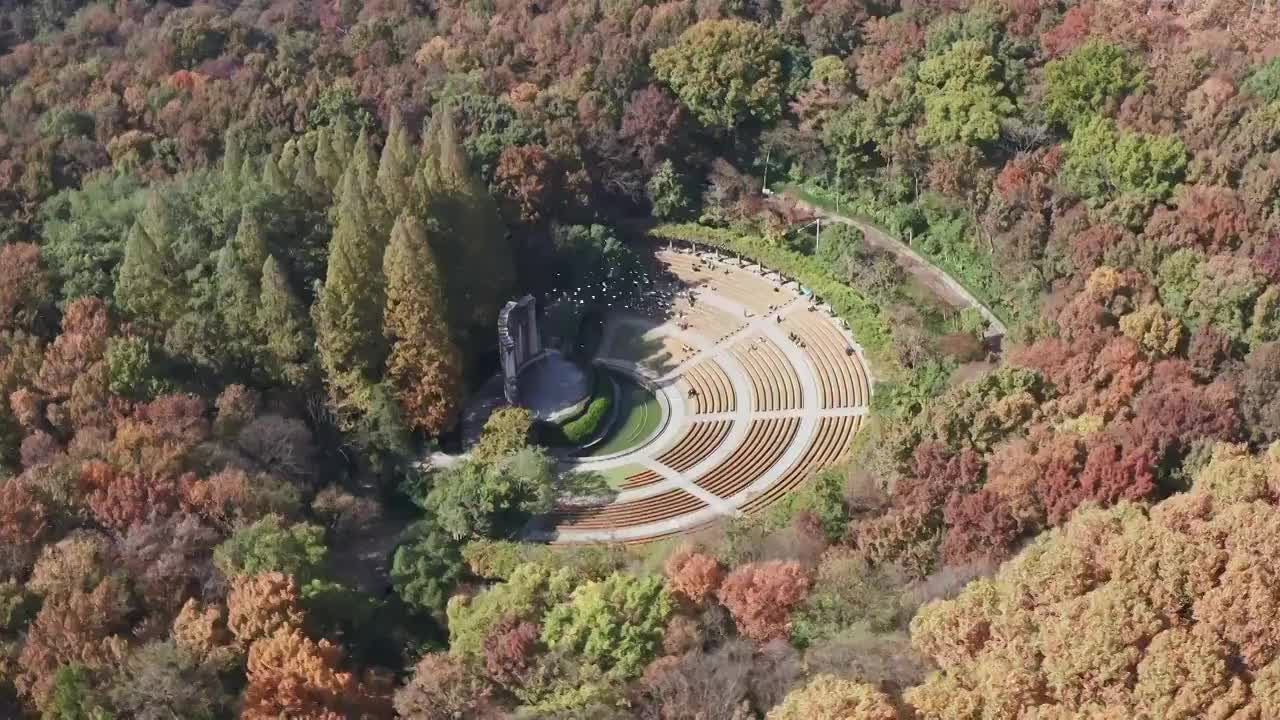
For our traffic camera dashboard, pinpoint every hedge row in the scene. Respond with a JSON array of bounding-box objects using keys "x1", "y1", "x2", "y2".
[
  {"x1": 649, "y1": 222, "x2": 895, "y2": 374},
  {"x1": 541, "y1": 373, "x2": 614, "y2": 446}
]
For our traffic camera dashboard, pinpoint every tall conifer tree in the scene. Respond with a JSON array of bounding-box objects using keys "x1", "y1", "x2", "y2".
[
  {"x1": 292, "y1": 144, "x2": 325, "y2": 200},
  {"x1": 377, "y1": 109, "x2": 416, "y2": 216},
  {"x1": 216, "y1": 209, "x2": 270, "y2": 351},
  {"x1": 383, "y1": 213, "x2": 463, "y2": 435},
  {"x1": 278, "y1": 139, "x2": 300, "y2": 179},
  {"x1": 351, "y1": 126, "x2": 389, "y2": 234},
  {"x1": 262, "y1": 152, "x2": 290, "y2": 195},
  {"x1": 115, "y1": 210, "x2": 181, "y2": 326},
  {"x1": 313, "y1": 168, "x2": 387, "y2": 422},
  {"x1": 313, "y1": 127, "x2": 344, "y2": 192},
  {"x1": 223, "y1": 129, "x2": 245, "y2": 178},
  {"x1": 258, "y1": 255, "x2": 314, "y2": 387},
  {"x1": 418, "y1": 108, "x2": 514, "y2": 356}
]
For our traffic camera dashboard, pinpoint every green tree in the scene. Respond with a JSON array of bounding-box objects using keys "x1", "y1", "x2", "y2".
[
  {"x1": 222, "y1": 129, "x2": 245, "y2": 178},
  {"x1": 212, "y1": 516, "x2": 327, "y2": 583},
  {"x1": 1157, "y1": 248, "x2": 1205, "y2": 320},
  {"x1": 1061, "y1": 116, "x2": 1187, "y2": 209},
  {"x1": 0, "y1": 580, "x2": 38, "y2": 634},
  {"x1": 43, "y1": 665, "x2": 113, "y2": 720},
  {"x1": 313, "y1": 169, "x2": 388, "y2": 424},
  {"x1": 114, "y1": 218, "x2": 181, "y2": 327},
  {"x1": 383, "y1": 213, "x2": 463, "y2": 436},
  {"x1": 646, "y1": 160, "x2": 693, "y2": 220},
  {"x1": 540, "y1": 573, "x2": 671, "y2": 678},
  {"x1": 291, "y1": 141, "x2": 326, "y2": 200},
  {"x1": 427, "y1": 448, "x2": 557, "y2": 540},
  {"x1": 471, "y1": 406, "x2": 534, "y2": 463},
  {"x1": 419, "y1": 109, "x2": 515, "y2": 355},
  {"x1": 38, "y1": 173, "x2": 147, "y2": 304},
  {"x1": 651, "y1": 19, "x2": 784, "y2": 131},
  {"x1": 313, "y1": 127, "x2": 344, "y2": 192},
  {"x1": 262, "y1": 152, "x2": 290, "y2": 195},
  {"x1": 257, "y1": 256, "x2": 314, "y2": 388},
  {"x1": 105, "y1": 337, "x2": 164, "y2": 400},
  {"x1": 915, "y1": 39, "x2": 1015, "y2": 146},
  {"x1": 446, "y1": 562, "x2": 577, "y2": 658},
  {"x1": 1249, "y1": 285, "x2": 1280, "y2": 350},
  {"x1": 213, "y1": 210, "x2": 270, "y2": 357},
  {"x1": 1244, "y1": 56, "x2": 1280, "y2": 102},
  {"x1": 1185, "y1": 255, "x2": 1265, "y2": 342},
  {"x1": 550, "y1": 224, "x2": 648, "y2": 301},
  {"x1": 390, "y1": 520, "x2": 464, "y2": 615},
  {"x1": 789, "y1": 549, "x2": 904, "y2": 648},
  {"x1": 350, "y1": 126, "x2": 389, "y2": 234},
  {"x1": 1042, "y1": 40, "x2": 1143, "y2": 127},
  {"x1": 816, "y1": 222, "x2": 863, "y2": 270},
  {"x1": 377, "y1": 109, "x2": 417, "y2": 216}
]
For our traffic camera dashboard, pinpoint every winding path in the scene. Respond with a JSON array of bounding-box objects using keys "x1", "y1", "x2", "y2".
[
  {"x1": 525, "y1": 248, "x2": 872, "y2": 544},
  {"x1": 783, "y1": 193, "x2": 1008, "y2": 340}
]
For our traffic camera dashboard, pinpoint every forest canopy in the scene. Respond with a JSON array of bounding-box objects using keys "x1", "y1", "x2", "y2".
[{"x1": 0, "y1": 0, "x2": 1278, "y2": 718}]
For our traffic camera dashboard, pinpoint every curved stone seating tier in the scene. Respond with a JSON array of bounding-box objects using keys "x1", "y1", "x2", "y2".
[
  {"x1": 620, "y1": 468, "x2": 662, "y2": 489},
  {"x1": 683, "y1": 361, "x2": 735, "y2": 414},
  {"x1": 548, "y1": 488, "x2": 707, "y2": 531},
  {"x1": 658, "y1": 420, "x2": 732, "y2": 473},
  {"x1": 740, "y1": 415, "x2": 862, "y2": 516},
  {"x1": 730, "y1": 338, "x2": 802, "y2": 411},
  {"x1": 695, "y1": 417, "x2": 800, "y2": 499},
  {"x1": 544, "y1": 248, "x2": 873, "y2": 544},
  {"x1": 784, "y1": 313, "x2": 870, "y2": 409},
  {"x1": 620, "y1": 420, "x2": 731, "y2": 490}
]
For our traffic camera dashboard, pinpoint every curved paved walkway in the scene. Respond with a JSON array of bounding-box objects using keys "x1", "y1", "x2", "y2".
[
  {"x1": 526, "y1": 248, "x2": 872, "y2": 544},
  {"x1": 784, "y1": 193, "x2": 1007, "y2": 339}
]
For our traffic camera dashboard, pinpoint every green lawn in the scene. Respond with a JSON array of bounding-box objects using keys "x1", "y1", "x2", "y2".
[
  {"x1": 585, "y1": 373, "x2": 664, "y2": 457},
  {"x1": 592, "y1": 463, "x2": 648, "y2": 489}
]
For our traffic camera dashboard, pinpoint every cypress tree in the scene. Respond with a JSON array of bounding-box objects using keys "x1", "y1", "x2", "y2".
[
  {"x1": 215, "y1": 240, "x2": 257, "y2": 328},
  {"x1": 262, "y1": 152, "x2": 290, "y2": 194},
  {"x1": 383, "y1": 213, "x2": 463, "y2": 435},
  {"x1": 232, "y1": 209, "x2": 269, "y2": 287},
  {"x1": 377, "y1": 109, "x2": 416, "y2": 216},
  {"x1": 223, "y1": 129, "x2": 244, "y2": 178},
  {"x1": 419, "y1": 108, "x2": 514, "y2": 355},
  {"x1": 278, "y1": 139, "x2": 300, "y2": 179},
  {"x1": 313, "y1": 168, "x2": 387, "y2": 422},
  {"x1": 314, "y1": 127, "x2": 344, "y2": 192},
  {"x1": 236, "y1": 153, "x2": 256, "y2": 188},
  {"x1": 350, "y1": 126, "x2": 389, "y2": 234},
  {"x1": 293, "y1": 144, "x2": 325, "y2": 200},
  {"x1": 258, "y1": 255, "x2": 314, "y2": 387},
  {"x1": 332, "y1": 115, "x2": 355, "y2": 160},
  {"x1": 115, "y1": 214, "x2": 180, "y2": 326},
  {"x1": 207, "y1": 209, "x2": 271, "y2": 364}
]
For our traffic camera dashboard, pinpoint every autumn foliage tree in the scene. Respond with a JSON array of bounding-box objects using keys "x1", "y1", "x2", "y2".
[
  {"x1": 664, "y1": 546, "x2": 726, "y2": 606},
  {"x1": 382, "y1": 213, "x2": 463, "y2": 436},
  {"x1": 717, "y1": 561, "x2": 812, "y2": 643},
  {"x1": 227, "y1": 571, "x2": 306, "y2": 646},
  {"x1": 768, "y1": 674, "x2": 899, "y2": 720},
  {"x1": 905, "y1": 443, "x2": 1280, "y2": 718},
  {"x1": 243, "y1": 626, "x2": 392, "y2": 720}
]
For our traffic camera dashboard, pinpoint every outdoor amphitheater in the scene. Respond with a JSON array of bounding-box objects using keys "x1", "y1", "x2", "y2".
[{"x1": 526, "y1": 247, "x2": 872, "y2": 544}]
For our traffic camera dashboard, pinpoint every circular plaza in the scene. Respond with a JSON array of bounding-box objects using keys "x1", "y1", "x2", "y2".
[{"x1": 526, "y1": 247, "x2": 873, "y2": 544}]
